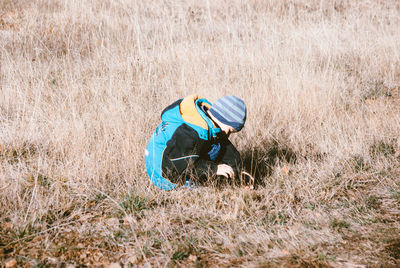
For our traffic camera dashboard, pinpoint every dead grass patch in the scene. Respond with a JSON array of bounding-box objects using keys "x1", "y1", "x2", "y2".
[{"x1": 1, "y1": 0, "x2": 400, "y2": 266}]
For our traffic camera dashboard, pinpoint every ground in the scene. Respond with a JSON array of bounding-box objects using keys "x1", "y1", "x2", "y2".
[{"x1": 1, "y1": 0, "x2": 400, "y2": 267}]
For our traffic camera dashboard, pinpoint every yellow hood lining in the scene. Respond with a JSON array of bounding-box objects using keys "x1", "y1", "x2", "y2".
[{"x1": 180, "y1": 94, "x2": 213, "y2": 130}]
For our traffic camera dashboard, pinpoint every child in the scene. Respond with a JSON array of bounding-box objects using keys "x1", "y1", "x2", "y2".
[{"x1": 145, "y1": 94, "x2": 246, "y2": 190}]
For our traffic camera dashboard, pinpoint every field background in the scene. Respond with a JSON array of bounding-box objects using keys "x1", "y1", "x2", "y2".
[{"x1": 1, "y1": 0, "x2": 400, "y2": 267}]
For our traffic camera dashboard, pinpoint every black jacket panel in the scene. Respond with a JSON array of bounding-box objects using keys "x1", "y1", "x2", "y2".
[{"x1": 161, "y1": 123, "x2": 241, "y2": 184}]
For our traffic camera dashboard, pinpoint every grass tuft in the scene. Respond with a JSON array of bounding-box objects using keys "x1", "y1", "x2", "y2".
[
  {"x1": 120, "y1": 193, "x2": 150, "y2": 214},
  {"x1": 330, "y1": 218, "x2": 350, "y2": 230}
]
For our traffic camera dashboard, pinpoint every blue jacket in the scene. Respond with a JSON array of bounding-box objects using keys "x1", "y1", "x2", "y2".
[{"x1": 145, "y1": 95, "x2": 241, "y2": 190}]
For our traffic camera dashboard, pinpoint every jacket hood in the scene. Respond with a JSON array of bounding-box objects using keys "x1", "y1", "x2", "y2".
[
  {"x1": 161, "y1": 94, "x2": 221, "y2": 139},
  {"x1": 180, "y1": 94, "x2": 214, "y2": 130}
]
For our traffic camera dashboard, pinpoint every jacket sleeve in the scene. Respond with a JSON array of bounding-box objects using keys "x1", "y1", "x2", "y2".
[
  {"x1": 191, "y1": 155, "x2": 218, "y2": 182},
  {"x1": 192, "y1": 138, "x2": 241, "y2": 181},
  {"x1": 162, "y1": 124, "x2": 217, "y2": 183}
]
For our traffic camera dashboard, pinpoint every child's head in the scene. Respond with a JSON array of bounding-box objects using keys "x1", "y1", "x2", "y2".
[{"x1": 208, "y1": 95, "x2": 247, "y2": 135}]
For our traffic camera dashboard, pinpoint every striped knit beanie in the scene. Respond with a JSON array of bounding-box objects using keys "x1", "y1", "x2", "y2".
[{"x1": 209, "y1": 95, "x2": 247, "y2": 131}]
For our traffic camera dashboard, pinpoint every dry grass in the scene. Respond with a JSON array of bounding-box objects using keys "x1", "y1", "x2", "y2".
[{"x1": 1, "y1": 0, "x2": 400, "y2": 266}]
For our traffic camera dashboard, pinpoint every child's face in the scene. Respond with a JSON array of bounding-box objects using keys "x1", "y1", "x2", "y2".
[
  {"x1": 207, "y1": 110, "x2": 238, "y2": 138},
  {"x1": 218, "y1": 122, "x2": 237, "y2": 138}
]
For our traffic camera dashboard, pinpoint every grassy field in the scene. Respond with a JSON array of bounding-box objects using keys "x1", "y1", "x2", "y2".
[{"x1": 1, "y1": 0, "x2": 400, "y2": 266}]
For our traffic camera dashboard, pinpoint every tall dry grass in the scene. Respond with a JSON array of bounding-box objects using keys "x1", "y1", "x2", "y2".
[{"x1": 1, "y1": 0, "x2": 400, "y2": 266}]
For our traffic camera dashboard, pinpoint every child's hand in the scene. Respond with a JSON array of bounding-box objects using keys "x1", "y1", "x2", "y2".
[{"x1": 217, "y1": 164, "x2": 234, "y2": 179}]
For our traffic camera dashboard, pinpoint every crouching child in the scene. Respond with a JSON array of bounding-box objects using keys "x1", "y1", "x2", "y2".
[{"x1": 145, "y1": 94, "x2": 246, "y2": 190}]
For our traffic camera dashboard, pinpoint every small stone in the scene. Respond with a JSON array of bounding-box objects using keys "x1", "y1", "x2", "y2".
[
  {"x1": 65, "y1": 264, "x2": 75, "y2": 268},
  {"x1": 93, "y1": 252, "x2": 102, "y2": 262},
  {"x1": 47, "y1": 257, "x2": 58, "y2": 264},
  {"x1": 142, "y1": 210, "x2": 152, "y2": 216},
  {"x1": 127, "y1": 256, "x2": 137, "y2": 264},
  {"x1": 77, "y1": 243, "x2": 85, "y2": 249},
  {"x1": 281, "y1": 165, "x2": 289, "y2": 176},
  {"x1": 106, "y1": 217, "x2": 120, "y2": 227},
  {"x1": 109, "y1": 263, "x2": 121, "y2": 268},
  {"x1": 281, "y1": 249, "x2": 290, "y2": 255},
  {"x1": 123, "y1": 215, "x2": 136, "y2": 227},
  {"x1": 142, "y1": 263, "x2": 151, "y2": 268},
  {"x1": 220, "y1": 214, "x2": 231, "y2": 221},
  {"x1": 188, "y1": 255, "x2": 197, "y2": 262},
  {"x1": 5, "y1": 259, "x2": 17, "y2": 268}
]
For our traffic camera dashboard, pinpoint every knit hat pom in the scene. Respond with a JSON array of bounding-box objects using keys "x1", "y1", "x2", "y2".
[{"x1": 209, "y1": 95, "x2": 247, "y2": 131}]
